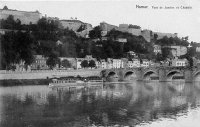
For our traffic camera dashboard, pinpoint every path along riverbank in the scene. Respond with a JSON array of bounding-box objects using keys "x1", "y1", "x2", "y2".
[{"x1": 0, "y1": 69, "x2": 103, "y2": 86}]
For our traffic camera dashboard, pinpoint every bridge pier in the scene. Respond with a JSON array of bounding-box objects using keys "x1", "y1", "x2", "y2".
[
  {"x1": 158, "y1": 68, "x2": 167, "y2": 82},
  {"x1": 136, "y1": 68, "x2": 143, "y2": 81},
  {"x1": 118, "y1": 69, "x2": 124, "y2": 81},
  {"x1": 184, "y1": 69, "x2": 193, "y2": 83}
]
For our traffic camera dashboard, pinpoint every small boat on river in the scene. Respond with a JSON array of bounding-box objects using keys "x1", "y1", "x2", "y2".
[{"x1": 49, "y1": 76, "x2": 103, "y2": 88}]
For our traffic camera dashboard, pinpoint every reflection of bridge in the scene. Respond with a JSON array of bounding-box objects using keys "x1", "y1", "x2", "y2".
[{"x1": 100, "y1": 66, "x2": 200, "y2": 82}]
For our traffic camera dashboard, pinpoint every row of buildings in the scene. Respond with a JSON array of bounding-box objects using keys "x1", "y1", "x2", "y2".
[{"x1": 14, "y1": 54, "x2": 189, "y2": 71}]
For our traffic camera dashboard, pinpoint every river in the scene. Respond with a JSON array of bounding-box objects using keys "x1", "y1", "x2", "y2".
[{"x1": 0, "y1": 81, "x2": 200, "y2": 127}]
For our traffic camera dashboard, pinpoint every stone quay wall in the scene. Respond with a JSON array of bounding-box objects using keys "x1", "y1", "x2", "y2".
[{"x1": 0, "y1": 69, "x2": 103, "y2": 80}]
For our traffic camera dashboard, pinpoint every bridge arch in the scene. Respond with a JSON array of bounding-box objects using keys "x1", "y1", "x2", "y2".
[
  {"x1": 124, "y1": 71, "x2": 136, "y2": 81},
  {"x1": 100, "y1": 70, "x2": 106, "y2": 78},
  {"x1": 107, "y1": 71, "x2": 117, "y2": 77},
  {"x1": 166, "y1": 70, "x2": 182, "y2": 81},
  {"x1": 106, "y1": 71, "x2": 119, "y2": 82},
  {"x1": 143, "y1": 70, "x2": 157, "y2": 80}
]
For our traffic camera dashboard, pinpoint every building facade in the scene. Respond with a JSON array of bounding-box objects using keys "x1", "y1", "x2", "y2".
[
  {"x1": 163, "y1": 46, "x2": 187, "y2": 57},
  {"x1": 141, "y1": 59, "x2": 150, "y2": 67},
  {"x1": 31, "y1": 55, "x2": 49, "y2": 70},
  {"x1": 172, "y1": 59, "x2": 188, "y2": 67},
  {"x1": 196, "y1": 47, "x2": 200, "y2": 52},
  {"x1": 115, "y1": 38, "x2": 127, "y2": 43},
  {"x1": 100, "y1": 59, "x2": 107, "y2": 69},
  {"x1": 127, "y1": 59, "x2": 140, "y2": 68},
  {"x1": 154, "y1": 45, "x2": 162, "y2": 54},
  {"x1": 112, "y1": 59, "x2": 123, "y2": 68}
]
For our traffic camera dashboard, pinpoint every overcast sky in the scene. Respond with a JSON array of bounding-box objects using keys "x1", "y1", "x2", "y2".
[{"x1": 1, "y1": 0, "x2": 200, "y2": 42}]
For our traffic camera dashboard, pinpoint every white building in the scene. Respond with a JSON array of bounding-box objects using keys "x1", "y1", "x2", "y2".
[
  {"x1": 162, "y1": 46, "x2": 187, "y2": 57},
  {"x1": 196, "y1": 47, "x2": 200, "y2": 52},
  {"x1": 127, "y1": 59, "x2": 140, "y2": 68},
  {"x1": 101, "y1": 59, "x2": 107, "y2": 69},
  {"x1": 141, "y1": 59, "x2": 150, "y2": 67},
  {"x1": 128, "y1": 61, "x2": 134, "y2": 68},
  {"x1": 95, "y1": 61, "x2": 101, "y2": 68},
  {"x1": 76, "y1": 58, "x2": 84, "y2": 69},
  {"x1": 31, "y1": 55, "x2": 49, "y2": 70},
  {"x1": 154, "y1": 45, "x2": 162, "y2": 54},
  {"x1": 107, "y1": 58, "x2": 113, "y2": 69},
  {"x1": 107, "y1": 63, "x2": 113, "y2": 69},
  {"x1": 133, "y1": 59, "x2": 140, "y2": 67},
  {"x1": 115, "y1": 38, "x2": 127, "y2": 43},
  {"x1": 112, "y1": 59, "x2": 123, "y2": 68},
  {"x1": 172, "y1": 59, "x2": 187, "y2": 67}
]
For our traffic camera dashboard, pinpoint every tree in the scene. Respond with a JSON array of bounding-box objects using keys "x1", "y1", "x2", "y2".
[
  {"x1": 80, "y1": 60, "x2": 88, "y2": 68},
  {"x1": 1, "y1": 31, "x2": 35, "y2": 69},
  {"x1": 156, "y1": 36, "x2": 189, "y2": 46},
  {"x1": 46, "y1": 53, "x2": 60, "y2": 69},
  {"x1": 182, "y1": 47, "x2": 194, "y2": 67},
  {"x1": 187, "y1": 57, "x2": 193, "y2": 67},
  {"x1": 89, "y1": 26, "x2": 101, "y2": 39},
  {"x1": 77, "y1": 24, "x2": 86, "y2": 32},
  {"x1": 3, "y1": 6, "x2": 8, "y2": 10},
  {"x1": 161, "y1": 47, "x2": 172, "y2": 60},
  {"x1": 61, "y1": 59, "x2": 71, "y2": 68},
  {"x1": 105, "y1": 46, "x2": 114, "y2": 58},
  {"x1": 128, "y1": 24, "x2": 141, "y2": 29},
  {"x1": 88, "y1": 60, "x2": 96, "y2": 68},
  {"x1": 155, "y1": 53, "x2": 164, "y2": 62},
  {"x1": 153, "y1": 34, "x2": 158, "y2": 40},
  {"x1": 1, "y1": 15, "x2": 16, "y2": 29}
]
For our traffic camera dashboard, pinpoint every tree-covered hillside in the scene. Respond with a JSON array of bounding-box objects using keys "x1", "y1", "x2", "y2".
[{"x1": 0, "y1": 15, "x2": 194, "y2": 69}]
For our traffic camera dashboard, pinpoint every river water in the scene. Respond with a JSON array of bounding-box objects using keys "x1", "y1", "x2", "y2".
[{"x1": 0, "y1": 81, "x2": 200, "y2": 127}]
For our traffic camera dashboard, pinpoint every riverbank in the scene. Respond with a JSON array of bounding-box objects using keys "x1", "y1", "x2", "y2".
[
  {"x1": 0, "y1": 69, "x2": 103, "y2": 80},
  {"x1": 0, "y1": 79, "x2": 50, "y2": 86}
]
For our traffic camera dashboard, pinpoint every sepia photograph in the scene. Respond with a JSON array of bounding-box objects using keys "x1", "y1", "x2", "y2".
[{"x1": 0, "y1": 0, "x2": 200, "y2": 126}]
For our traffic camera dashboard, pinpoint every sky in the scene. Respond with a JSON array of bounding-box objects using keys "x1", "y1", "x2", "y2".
[{"x1": 1, "y1": 0, "x2": 200, "y2": 42}]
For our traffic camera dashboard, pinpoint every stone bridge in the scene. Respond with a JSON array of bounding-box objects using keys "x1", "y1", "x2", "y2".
[{"x1": 100, "y1": 66, "x2": 200, "y2": 82}]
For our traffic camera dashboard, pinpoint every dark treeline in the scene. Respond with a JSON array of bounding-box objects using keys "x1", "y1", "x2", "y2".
[
  {"x1": 90, "y1": 28, "x2": 151, "y2": 60},
  {"x1": 0, "y1": 15, "x2": 83, "y2": 69},
  {"x1": 155, "y1": 36, "x2": 189, "y2": 46}
]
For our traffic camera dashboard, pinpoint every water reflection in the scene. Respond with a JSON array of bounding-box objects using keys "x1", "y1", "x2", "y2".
[{"x1": 0, "y1": 81, "x2": 200, "y2": 127}]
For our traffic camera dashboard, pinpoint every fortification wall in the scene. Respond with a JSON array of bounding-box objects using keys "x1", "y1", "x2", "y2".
[{"x1": 0, "y1": 9, "x2": 41, "y2": 24}]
